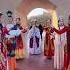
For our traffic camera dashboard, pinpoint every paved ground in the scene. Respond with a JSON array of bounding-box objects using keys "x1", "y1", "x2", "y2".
[{"x1": 17, "y1": 54, "x2": 54, "y2": 70}]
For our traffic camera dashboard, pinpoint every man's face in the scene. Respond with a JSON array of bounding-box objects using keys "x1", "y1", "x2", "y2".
[
  {"x1": 58, "y1": 21, "x2": 64, "y2": 26},
  {"x1": 33, "y1": 24, "x2": 35, "y2": 27},
  {"x1": 16, "y1": 18, "x2": 20, "y2": 24},
  {"x1": 8, "y1": 17, "x2": 13, "y2": 23}
]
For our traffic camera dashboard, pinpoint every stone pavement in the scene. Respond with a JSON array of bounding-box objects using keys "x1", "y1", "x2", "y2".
[{"x1": 17, "y1": 54, "x2": 54, "y2": 70}]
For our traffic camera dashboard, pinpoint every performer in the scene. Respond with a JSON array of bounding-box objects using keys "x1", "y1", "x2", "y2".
[
  {"x1": 0, "y1": 13, "x2": 7, "y2": 70},
  {"x1": 53, "y1": 15, "x2": 70, "y2": 70},
  {"x1": 43, "y1": 19, "x2": 54, "y2": 59},
  {"x1": 28, "y1": 20, "x2": 41, "y2": 55},
  {"x1": 4, "y1": 11, "x2": 17, "y2": 70},
  {"x1": 15, "y1": 17, "x2": 25, "y2": 59},
  {"x1": 38, "y1": 24, "x2": 43, "y2": 39},
  {"x1": 54, "y1": 17, "x2": 67, "y2": 70}
]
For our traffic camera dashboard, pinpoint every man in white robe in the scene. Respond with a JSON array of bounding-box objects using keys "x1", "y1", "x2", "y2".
[
  {"x1": 54, "y1": 18, "x2": 66, "y2": 70},
  {"x1": 28, "y1": 20, "x2": 41, "y2": 55}
]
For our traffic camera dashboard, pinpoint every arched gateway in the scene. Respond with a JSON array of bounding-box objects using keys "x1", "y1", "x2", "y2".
[{"x1": 15, "y1": 0, "x2": 58, "y2": 28}]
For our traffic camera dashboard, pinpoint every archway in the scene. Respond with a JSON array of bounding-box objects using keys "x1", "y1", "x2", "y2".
[
  {"x1": 15, "y1": 0, "x2": 58, "y2": 28},
  {"x1": 27, "y1": 8, "x2": 51, "y2": 27}
]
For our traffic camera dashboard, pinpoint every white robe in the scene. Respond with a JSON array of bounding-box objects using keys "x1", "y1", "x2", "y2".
[
  {"x1": 28, "y1": 26, "x2": 41, "y2": 55},
  {"x1": 54, "y1": 26, "x2": 67, "y2": 69},
  {"x1": 5, "y1": 24, "x2": 21, "y2": 38},
  {"x1": 5, "y1": 24, "x2": 15, "y2": 38}
]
